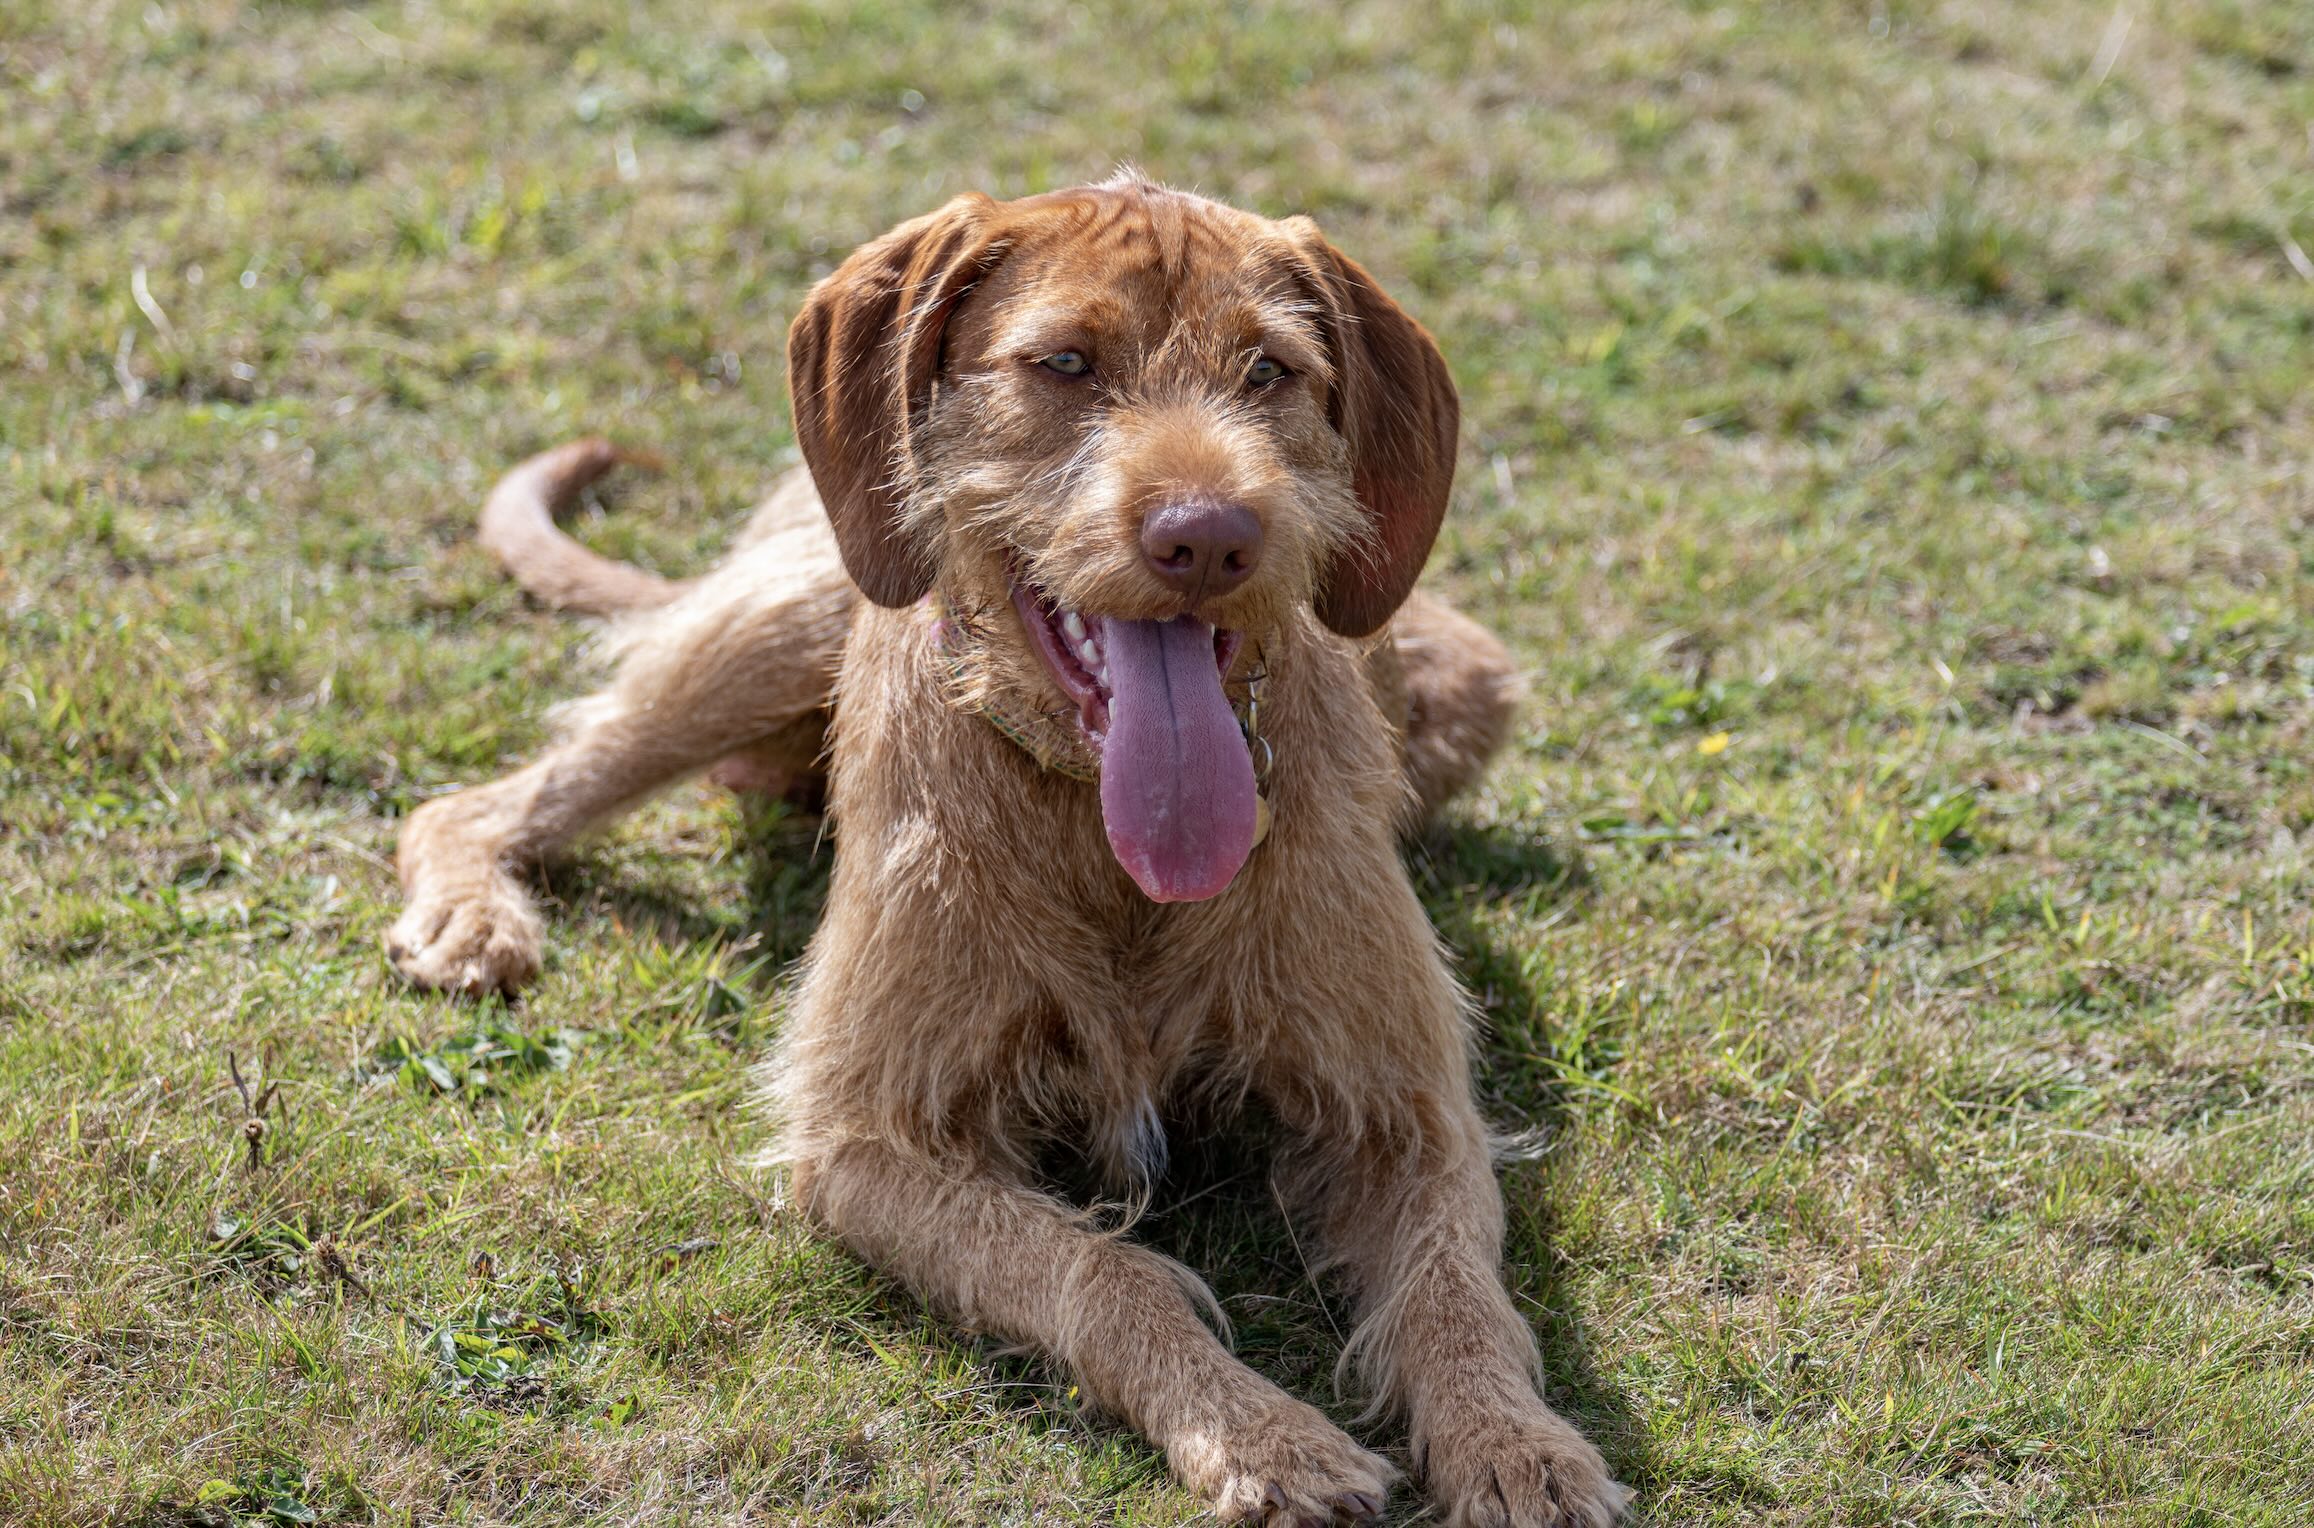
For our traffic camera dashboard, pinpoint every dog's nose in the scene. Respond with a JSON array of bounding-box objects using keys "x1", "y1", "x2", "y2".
[{"x1": 1140, "y1": 499, "x2": 1263, "y2": 596}]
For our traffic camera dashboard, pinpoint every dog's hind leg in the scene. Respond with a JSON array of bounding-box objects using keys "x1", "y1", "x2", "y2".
[
  {"x1": 387, "y1": 514, "x2": 856, "y2": 995},
  {"x1": 1385, "y1": 592, "x2": 1523, "y2": 828}
]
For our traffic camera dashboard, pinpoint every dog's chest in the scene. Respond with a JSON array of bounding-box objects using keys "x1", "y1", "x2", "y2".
[{"x1": 1042, "y1": 913, "x2": 1268, "y2": 1114}]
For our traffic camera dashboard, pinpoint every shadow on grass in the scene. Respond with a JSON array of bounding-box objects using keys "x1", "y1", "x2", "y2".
[
  {"x1": 1414, "y1": 816, "x2": 1647, "y2": 1491},
  {"x1": 1109, "y1": 816, "x2": 1642, "y2": 1508},
  {"x1": 538, "y1": 794, "x2": 836, "y2": 972}
]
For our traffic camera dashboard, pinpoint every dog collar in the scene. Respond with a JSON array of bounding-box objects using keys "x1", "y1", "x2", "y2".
[{"x1": 924, "y1": 592, "x2": 1274, "y2": 845}]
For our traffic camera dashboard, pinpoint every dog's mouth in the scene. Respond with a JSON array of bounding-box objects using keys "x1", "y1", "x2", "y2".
[{"x1": 1010, "y1": 577, "x2": 1257, "y2": 904}]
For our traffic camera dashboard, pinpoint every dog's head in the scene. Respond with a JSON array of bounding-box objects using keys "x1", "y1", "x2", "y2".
[{"x1": 787, "y1": 172, "x2": 1458, "y2": 902}]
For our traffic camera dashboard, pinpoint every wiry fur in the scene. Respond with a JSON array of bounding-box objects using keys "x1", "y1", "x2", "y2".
[{"x1": 387, "y1": 175, "x2": 1626, "y2": 1527}]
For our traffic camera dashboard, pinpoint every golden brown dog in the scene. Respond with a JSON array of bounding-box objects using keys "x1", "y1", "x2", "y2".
[{"x1": 387, "y1": 172, "x2": 1627, "y2": 1527}]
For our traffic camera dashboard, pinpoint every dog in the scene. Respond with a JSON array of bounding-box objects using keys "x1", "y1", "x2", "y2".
[{"x1": 387, "y1": 172, "x2": 1628, "y2": 1527}]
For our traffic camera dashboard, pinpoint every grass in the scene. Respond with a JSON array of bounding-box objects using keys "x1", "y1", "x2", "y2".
[{"x1": 4, "y1": 0, "x2": 2313, "y2": 1521}]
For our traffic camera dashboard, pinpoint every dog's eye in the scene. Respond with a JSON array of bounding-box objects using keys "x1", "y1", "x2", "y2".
[
  {"x1": 1039, "y1": 351, "x2": 1091, "y2": 377},
  {"x1": 1247, "y1": 355, "x2": 1289, "y2": 387}
]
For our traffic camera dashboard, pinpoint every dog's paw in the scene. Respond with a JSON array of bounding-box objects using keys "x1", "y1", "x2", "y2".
[
  {"x1": 384, "y1": 877, "x2": 543, "y2": 996},
  {"x1": 1422, "y1": 1403, "x2": 1629, "y2": 1528},
  {"x1": 1171, "y1": 1395, "x2": 1393, "y2": 1526}
]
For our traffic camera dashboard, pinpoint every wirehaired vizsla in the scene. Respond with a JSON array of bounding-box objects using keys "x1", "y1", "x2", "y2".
[{"x1": 388, "y1": 172, "x2": 1627, "y2": 1527}]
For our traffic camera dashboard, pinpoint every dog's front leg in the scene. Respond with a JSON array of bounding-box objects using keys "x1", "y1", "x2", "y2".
[
  {"x1": 790, "y1": 1135, "x2": 1394, "y2": 1525},
  {"x1": 1276, "y1": 1095, "x2": 1630, "y2": 1528}
]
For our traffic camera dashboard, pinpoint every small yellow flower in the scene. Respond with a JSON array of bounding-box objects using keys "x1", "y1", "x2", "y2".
[{"x1": 1697, "y1": 732, "x2": 1731, "y2": 756}]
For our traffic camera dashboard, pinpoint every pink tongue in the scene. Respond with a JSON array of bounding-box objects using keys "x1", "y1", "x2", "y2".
[{"x1": 1097, "y1": 615, "x2": 1257, "y2": 902}]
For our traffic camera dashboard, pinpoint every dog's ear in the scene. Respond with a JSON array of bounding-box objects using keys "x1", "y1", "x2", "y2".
[
  {"x1": 1287, "y1": 221, "x2": 1461, "y2": 639},
  {"x1": 786, "y1": 194, "x2": 1004, "y2": 606}
]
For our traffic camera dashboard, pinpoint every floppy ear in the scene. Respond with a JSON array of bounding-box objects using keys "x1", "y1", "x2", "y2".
[
  {"x1": 1288, "y1": 222, "x2": 1461, "y2": 639},
  {"x1": 785, "y1": 193, "x2": 1004, "y2": 606}
]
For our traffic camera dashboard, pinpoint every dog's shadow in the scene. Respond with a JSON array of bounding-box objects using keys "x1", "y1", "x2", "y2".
[
  {"x1": 1409, "y1": 818, "x2": 1645, "y2": 1485},
  {"x1": 540, "y1": 792, "x2": 835, "y2": 975},
  {"x1": 1130, "y1": 819, "x2": 1640, "y2": 1505}
]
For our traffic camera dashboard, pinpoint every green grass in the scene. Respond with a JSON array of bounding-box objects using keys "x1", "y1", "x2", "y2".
[{"x1": 5, "y1": 0, "x2": 2314, "y2": 1522}]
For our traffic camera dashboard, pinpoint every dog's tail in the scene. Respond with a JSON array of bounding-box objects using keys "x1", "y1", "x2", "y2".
[{"x1": 477, "y1": 438, "x2": 689, "y2": 615}]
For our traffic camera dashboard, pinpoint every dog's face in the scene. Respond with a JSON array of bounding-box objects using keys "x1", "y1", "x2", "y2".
[{"x1": 788, "y1": 175, "x2": 1458, "y2": 902}]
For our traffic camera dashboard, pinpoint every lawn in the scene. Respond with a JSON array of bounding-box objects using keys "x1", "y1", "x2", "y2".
[{"x1": 5, "y1": 0, "x2": 2314, "y2": 1522}]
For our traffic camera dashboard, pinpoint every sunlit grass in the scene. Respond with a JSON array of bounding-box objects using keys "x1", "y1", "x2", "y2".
[{"x1": 4, "y1": 0, "x2": 2313, "y2": 1522}]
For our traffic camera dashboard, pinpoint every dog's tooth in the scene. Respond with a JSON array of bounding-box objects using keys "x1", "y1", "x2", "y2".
[{"x1": 1060, "y1": 611, "x2": 1086, "y2": 643}]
